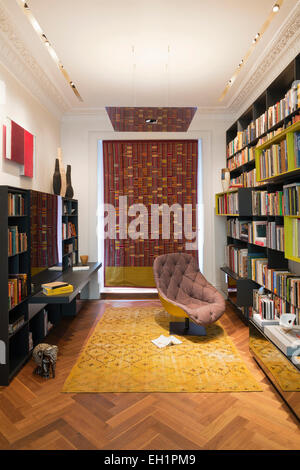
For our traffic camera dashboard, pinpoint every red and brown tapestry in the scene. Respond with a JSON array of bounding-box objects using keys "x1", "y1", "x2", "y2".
[{"x1": 103, "y1": 140, "x2": 198, "y2": 287}]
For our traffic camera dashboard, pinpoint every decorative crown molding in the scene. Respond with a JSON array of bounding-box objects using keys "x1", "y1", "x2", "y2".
[
  {"x1": 0, "y1": 1, "x2": 70, "y2": 118},
  {"x1": 228, "y1": 1, "x2": 300, "y2": 118}
]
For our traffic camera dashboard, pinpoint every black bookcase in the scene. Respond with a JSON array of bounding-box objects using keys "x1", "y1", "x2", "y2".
[{"x1": 0, "y1": 188, "x2": 80, "y2": 386}]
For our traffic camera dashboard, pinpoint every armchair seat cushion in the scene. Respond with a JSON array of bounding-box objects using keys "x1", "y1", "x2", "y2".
[{"x1": 153, "y1": 253, "x2": 225, "y2": 326}]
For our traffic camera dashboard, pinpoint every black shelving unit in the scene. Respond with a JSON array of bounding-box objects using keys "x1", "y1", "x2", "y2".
[
  {"x1": 220, "y1": 54, "x2": 300, "y2": 420},
  {"x1": 0, "y1": 188, "x2": 80, "y2": 386},
  {"x1": 62, "y1": 198, "x2": 79, "y2": 271},
  {"x1": 0, "y1": 186, "x2": 31, "y2": 386}
]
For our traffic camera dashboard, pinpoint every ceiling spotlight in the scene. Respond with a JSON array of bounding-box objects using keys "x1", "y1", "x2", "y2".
[
  {"x1": 253, "y1": 33, "x2": 260, "y2": 43},
  {"x1": 145, "y1": 118, "x2": 157, "y2": 124},
  {"x1": 70, "y1": 81, "x2": 76, "y2": 88},
  {"x1": 238, "y1": 60, "x2": 244, "y2": 68},
  {"x1": 273, "y1": 4, "x2": 280, "y2": 12}
]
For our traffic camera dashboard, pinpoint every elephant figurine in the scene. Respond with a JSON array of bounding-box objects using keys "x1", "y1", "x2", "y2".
[{"x1": 32, "y1": 343, "x2": 58, "y2": 379}]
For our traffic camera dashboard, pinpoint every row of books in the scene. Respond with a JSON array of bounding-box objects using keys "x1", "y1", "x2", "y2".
[
  {"x1": 253, "y1": 289, "x2": 298, "y2": 323},
  {"x1": 290, "y1": 218, "x2": 300, "y2": 258},
  {"x1": 253, "y1": 290, "x2": 277, "y2": 321},
  {"x1": 227, "y1": 147, "x2": 255, "y2": 170},
  {"x1": 252, "y1": 190, "x2": 268, "y2": 215},
  {"x1": 266, "y1": 222, "x2": 284, "y2": 252},
  {"x1": 217, "y1": 191, "x2": 238, "y2": 215},
  {"x1": 258, "y1": 132, "x2": 300, "y2": 180},
  {"x1": 229, "y1": 168, "x2": 259, "y2": 188},
  {"x1": 225, "y1": 245, "x2": 248, "y2": 278},
  {"x1": 259, "y1": 139, "x2": 288, "y2": 180},
  {"x1": 251, "y1": 190, "x2": 284, "y2": 216},
  {"x1": 283, "y1": 182, "x2": 300, "y2": 215},
  {"x1": 267, "y1": 190, "x2": 284, "y2": 216},
  {"x1": 227, "y1": 111, "x2": 268, "y2": 157},
  {"x1": 8, "y1": 193, "x2": 25, "y2": 216},
  {"x1": 250, "y1": 257, "x2": 300, "y2": 311},
  {"x1": 227, "y1": 219, "x2": 266, "y2": 246},
  {"x1": 8, "y1": 274, "x2": 28, "y2": 310},
  {"x1": 8, "y1": 226, "x2": 28, "y2": 256},
  {"x1": 62, "y1": 222, "x2": 77, "y2": 239},
  {"x1": 267, "y1": 83, "x2": 300, "y2": 128},
  {"x1": 227, "y1": 82, "x2": 300, "y2": 157},
  {"x1": 8, "y1": 315, "x2": 25, "y2": 335}
]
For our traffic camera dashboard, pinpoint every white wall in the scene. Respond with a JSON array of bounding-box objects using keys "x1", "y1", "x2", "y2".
[
  {"x1": 0, "y1": 62, "x2": 60, "y2": 192},
  {"x1": 61, "y1": 111, "x2": 233, "y2": 290}
]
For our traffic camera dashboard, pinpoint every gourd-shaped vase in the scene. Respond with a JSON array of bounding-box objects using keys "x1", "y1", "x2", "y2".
[
  {"x1": 57, "y1": 148, "x2": 66, "y2": 197},
  {"x1": 65, "y1": 165, "x2": 74, "y2": 199},
  {"x1": 53, "y1": 158, "x2": 61, "y2": 195}
]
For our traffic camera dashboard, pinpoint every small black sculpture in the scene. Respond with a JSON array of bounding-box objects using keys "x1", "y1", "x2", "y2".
[
  {"x1": 53, "y1": 158, "x2": 61, "y2": 195},
  {"x1": 65, "y1": 165, "x2": 74, "y2": 199},
  {"x1": 33, "y1": 343, "x2": 58, "y2": 379}
]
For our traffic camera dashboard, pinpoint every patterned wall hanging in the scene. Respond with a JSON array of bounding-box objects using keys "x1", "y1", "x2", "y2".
[
  {"x1": 2, "y1": 118, "x2": 35, "y2": 178},
  {"x1": 103, "y1": 140, "x2": 198, "y2": 287},
  {"x1": 30, "y1": 191, "x2": 59, "y2": 276}
]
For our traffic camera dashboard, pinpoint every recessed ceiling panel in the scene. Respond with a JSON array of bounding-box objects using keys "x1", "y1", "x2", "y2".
[{"x1": 106, "y1": 107, "x2": 197, "y2": 132}]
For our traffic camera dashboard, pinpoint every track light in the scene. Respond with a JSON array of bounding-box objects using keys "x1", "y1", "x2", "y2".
[
  {"x1": 70, "y1": 82, "x2": 75, "y2": 88},
  {"x1": 273, "y1": 4, "x2": 280, "y2": 12},
  {"x1": 252, "y1": 33, "x2": 260, "y2": 44},
  {"x1": 238, "y1": 60, "x2": 244, "y2": 68}
]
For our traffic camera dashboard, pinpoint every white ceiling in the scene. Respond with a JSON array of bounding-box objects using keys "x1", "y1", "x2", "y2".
[{"x1": 1, "y1": 0, "x2": 300, "y2": 113}]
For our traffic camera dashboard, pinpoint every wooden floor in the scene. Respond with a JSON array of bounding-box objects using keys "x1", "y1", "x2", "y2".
[{"x1": 0, "y1": 299, "x2": 299, "y2": 450}]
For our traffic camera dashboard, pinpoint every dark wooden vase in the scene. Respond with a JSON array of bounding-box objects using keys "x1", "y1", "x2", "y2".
[
  {"x1": 53, "y1": 158, "x2": 61, "y2": 195},
  {"x1": 65, "y1": 165, "x2": 74, "y2": 199}
]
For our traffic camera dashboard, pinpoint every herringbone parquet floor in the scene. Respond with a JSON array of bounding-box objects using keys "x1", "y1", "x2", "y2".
[{"x1": 0, "y1": 299, "x2": 299, "y2": 450}]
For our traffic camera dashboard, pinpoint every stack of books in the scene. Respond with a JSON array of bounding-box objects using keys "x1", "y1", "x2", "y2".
[{"x1": 42, "y1": 282, "x2": 74, "y2": 296}]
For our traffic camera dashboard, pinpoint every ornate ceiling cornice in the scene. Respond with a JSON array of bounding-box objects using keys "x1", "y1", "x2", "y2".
[
  {"x1": 228, "y1": 1, "x2": 300, "y2": 118},
  {"x1": 0, "y1": 2, "x2": 70, "y2": 118}
]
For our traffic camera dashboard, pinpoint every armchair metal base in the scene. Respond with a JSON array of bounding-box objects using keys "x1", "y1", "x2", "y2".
[{"x1": 169, "y1": 317, "x2": 206, "y2": 336}]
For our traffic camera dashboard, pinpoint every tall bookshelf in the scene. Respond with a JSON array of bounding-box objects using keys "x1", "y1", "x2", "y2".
[
  {"x1": 0, "y1": 186, "x2": 31, "y2": 385},
  {"x1": 216, "y1": 54, "x2": 300, "y2": 421},
  {"x1": 0, "y1": 188, "x2": 80, "y2": 386}
]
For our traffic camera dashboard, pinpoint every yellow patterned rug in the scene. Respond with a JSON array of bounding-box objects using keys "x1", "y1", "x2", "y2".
[
  {"x1": 62, "y1": 305, "x2": 262, "y2": 393},
  {"x1": 250, "y1": 332, "x2": 300, "y2": 392}
]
